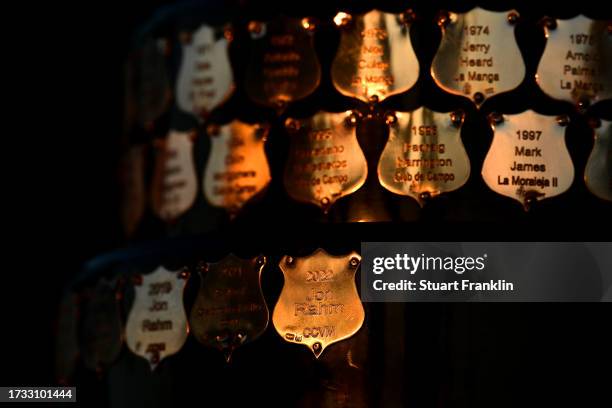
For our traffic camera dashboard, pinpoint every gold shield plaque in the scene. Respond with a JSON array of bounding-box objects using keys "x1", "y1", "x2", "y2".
[
  {"x1": 378, "y1": 107, "x2": 470, "y2": 206},
  {"x1": 80, "y1": 278, "x2": 123, "y2": 372},
  {"x1": 176, "y1": 24, "x2": 234, "y2": 118},
  {"x1": 585, "y1": 119, "x2": 612, "y2": 201},
  {"x1": 151, "y1": 129, "x2": 198, "y2": 221},
  {"x1": 537, "y1": 16, "x2": 612, "y2": 107},
  {"x1": 273, "y1": 249, "x2": 365, "y2": 358},
  {"x1": 482, "y1": 110, "x2": 575, "y2": 209},
  {"x1": 331, "y1": 9, "x2": 419, "y2": 103},
  {"x1": 431, "y1": 8, "x2": 525, "y2": 105},
  {"x1": 284, "y1": 111, "x2": 367, "y2": 212},
  {"x1": 245, "y1": 16, "x2": 321, "y2": 110},
  {"x1": 125, "y1": 266, "x2": 190, "y2": 370},
  {"x1": 203, "y1": 121, "x2": 271, "y2": 213},
  {"x1": 190, "y1": 255, "x2": 269, "y2": 362}
]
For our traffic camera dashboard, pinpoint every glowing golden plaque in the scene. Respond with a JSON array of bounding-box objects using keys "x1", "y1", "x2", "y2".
[
  {"x1": 203, "y1": 121, "x2": 271, "y2": 214},
  {"x1": 190, "y1": 255, "x2": 269, "y2": 362},
  {"x1": 245, "y1": 16, "x2": 321, "y2": 110},
  {"x1": 176, "y1": 24, "x2": 234, "y2": 118},
  {"x1": 331, "y1": 9, "x2": 419, "y2": 103},
  {"x1": 585, "y1": 119, "x2": 612, "y2": 201},
  {"x1": 482, "y1": 110, "x2": 574, "y2": 209},
  {"x1": 125, "y1": 266, "x2": 190, "y2": 370},
  {"x1": 151, "y1": 130, "x2": 198, "y2": 221},
  {"x1": 378, "y1": 107, "x2": 470, "y2": 206},
  {"x1": 431, "y1": 8, "x2": 525, "y2": 106},
  {"x1": 273, "y1": 249, "x2": 365, "y2": 358},
  {"x1": 284, "y1": 111, "x2": 367, "y2": 212},
  {"x1": 537, "y1": 15, "x2": 612, "y2": 107}
]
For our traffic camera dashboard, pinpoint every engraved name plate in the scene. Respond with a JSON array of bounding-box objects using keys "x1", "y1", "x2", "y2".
[
  {"x1": 284, "y1": 111, "x2": 367, "y2": 212},
  {"x1": 151, "y1": 130, "x2": 198, "y2": 221},
  {"x1": 120, "y1": 145, "x2": 146, "y2": 237},
  {"x1": 482, "y1": 110, "x2": 574, "y2": 209},
  {"x1": 176, "y1": 24, "x2": 234, "y2": 118},
  {"x1": 55, "y1": 293, "x2": 79, "y2": 384},
  {"x1": 273, "y1": 249, "x2": 365, "y2": 358},
  {"x1": 203, "y1": 121, "x2": 271, "y2": 213},
  {"x1": 378, "y1": 107, "x2": 470, "y2": 206},
  {"x1": 331, "y1": 9, "x2": 419, "y2": 103},
  {"x1": 80, "y1": 278, "x2": 123, "y2": 372},
  {"x1": 190, "y1": 255, "x2": 269, "y2": 362},
  {"x1": 126, "y1": 267, "x2": 190, "y2": 370},
  {"x1": 245, "y1": 16, "x2": 321, "y2": 110},
  {"x1": 537, "y1": 16, "x2": 612, "y2": 107},
  {"x1": 431, "y1": 8, "x2": 525, "y2": 105},
  {"x1": 585, "y1": 119, "x2": 612, "y2": 201}
]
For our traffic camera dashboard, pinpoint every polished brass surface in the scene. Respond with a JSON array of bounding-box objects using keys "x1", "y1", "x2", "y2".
[
  {"x1": 378, "y1": 107, "x2": 470, "y2": 206},
  {"x1": 537, "y1": 15, "x2": 612, "y2": 106},
  {"x1": 203, "y1": 121, "x2": 271, "y2": 213},
  {"x1": 431, "y1": 8, "x2": 525, "y2": 105},
  {"x1": 273, "y1": 249, "x2": 365, "y2": 358},
  {"x1": 190, "y1": 254, "x2": 269, "y2": 362},
  {"x1": 331, "y1": 10, "x2": 419, "y2": 102},
  {"x1": 284, "y1": 111, "x2": 367, "y2": 212},
  {"x1": 482, "y1": 110, "x2": 574, "y2": 209}
]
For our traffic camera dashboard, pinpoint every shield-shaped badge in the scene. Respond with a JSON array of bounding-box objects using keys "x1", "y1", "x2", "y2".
[
  {"x1": 585, "y1": 119, "x2": 612, "y2": 201},
  {"x1": 273, "y1": 249, "x2": 365, "y2": 358},
  {"x1": 151, "y1": 129, "x2": 198, "y2": 221},
  {"x1": 80, "y1": 278, "x2": 123, "y2": 372},
  {"x1": 176, "y1": 24, "x2": 234, "y2": 119},
  {"x1": 536, "y1": 16, "x2": 612, "y2": 108},
  {"x1": 245, "y1": 16, "x2": 321, "y2": 111},
  {"x1": 331, "y1": 9, "x2": 419, "y2": 103},
  {"x1": 431, "y1": 8, "x2": 525, "y2": 106},
  {"x1": 482, "y1": 110, "x2": 575, "y2": 209},
  {"x1": 378, "y1": 107, "x2": 470, "y2": 206},
  {"x1": 190, "y1": 255, "x2": 269, "y2": 362},
  {"x1": 284, "y1": 110, "x2": 367, "y2": 212},
  {"x1": 55, "y1": 292, "x2": 80, "y2": 384},
  {"x1": 203, "y1": 120, "x2": 271, "y2": 214},
  {"x1": 125, "y1": 266, "x2": 190, "y2": 370}
]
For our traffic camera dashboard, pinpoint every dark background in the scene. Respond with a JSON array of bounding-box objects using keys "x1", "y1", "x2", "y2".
[{"x1": 5, "y1": 0, "x2": 612, "y2": 406}]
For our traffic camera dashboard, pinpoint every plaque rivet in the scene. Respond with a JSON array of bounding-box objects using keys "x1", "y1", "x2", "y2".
[
  {"x1": 312, "y1": 342, "x2": 322, "y2": 356},
  {"x1": 368, "y1": 94, "x2": 379, "y2": 105},
  {"x1": 419, "y1": 192, "x2": 432, "y2": 202},
  {"x1": 385, "y1": 113, "x2": 397, "y2": 125},
  {"x1": 207, "y1": 124, "x2": 220, "y2": 137},
  {"x1": 556, "y1": 115, "x2": 570, "y2": 127},
  {"x1": 286, "y1": 256, "x2": 295, "y2": 266},
  {"x1": 523, "y1": 191, "x2": 543, "y2": 212},
  {"x1": 179, "y1": 267, "x2": 190, "y2": 280},
  {"x1": 450, "y1": 110, "x2": 464, "y2": 127},
  {"x1": 437, "y1": 11, "x2": 451, "y2": 28},
  {"x1": 333, "y1": 12, "x2": 352, "y2": 28},
  {"x1": 349, "y1": 257, "x2": 360, "y2": 269},
  {"x1": 301, "y1": 17, "x2": 316, "y2": 32},
  {"x1": 398, "y1": 9, "x2": 416, "y2": 26},
  {"x1": 576, "y1": 100, "x2": 589, "y2": 115},
  {"x1": 320, "y1": 197, "x2": 330, "y2": 207},
  {"x1": 256, "y1": 256, "x2": 267, "y2": 266},
  {"x1": 346, "y1": 111, "x2": 359, "y2": 127},
  {"x1": 248, "y1": 21, "x2": 263, "y2": 35},
  {"x1": 489, "y1": 112, "x2": 504, "y2": 125},
  {"x1": 473, "y1": 92, "x2": 485, "y2": 105},
  {"x1": 150, "y1": 353, "x2": 160, "y2": 365},
  {"x1": 543, "y1": 17, "x2": 557, "y2": 30},
  {"x1": 198, "y1": 261, "x2": 209, "y2": 273},
  {"x1": 285, "y1": 118, "x2": 300, "y2": 133},
  {"x1": 507, "y1": 12, "x2": 519, "y2": 25}
]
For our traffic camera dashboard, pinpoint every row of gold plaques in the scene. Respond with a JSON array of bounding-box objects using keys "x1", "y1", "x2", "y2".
[{"x1": 57, "y1": 250, "x2": 365, "y2": 379}]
